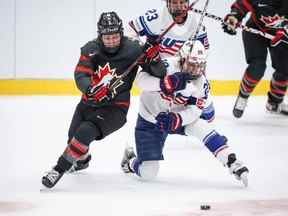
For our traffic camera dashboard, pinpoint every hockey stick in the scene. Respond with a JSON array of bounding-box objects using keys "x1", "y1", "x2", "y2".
[
  {"x1": 187, "y1": 0, "x2": 210, "y2": 53},
  {"x1": 166, "y1": 0, "x2": 210, "y2": 112},
  {"x1": 190, "y1": 8, "x2": 288, "y2": 45},
  {"x1": 108, "y1": 0, "x2": 201, "y2": 92}
]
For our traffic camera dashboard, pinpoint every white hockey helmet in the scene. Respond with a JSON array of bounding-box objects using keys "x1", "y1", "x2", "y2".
[{"x1": 179, "y1": 40, "x2": 207, "y2": 79}]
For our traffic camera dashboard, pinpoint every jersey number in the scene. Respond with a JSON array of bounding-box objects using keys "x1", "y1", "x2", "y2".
[{"x1": 145, "y1": 9, "x2": 158, "y2": 22}]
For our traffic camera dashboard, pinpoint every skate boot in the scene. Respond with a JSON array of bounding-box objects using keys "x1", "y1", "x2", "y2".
[
  {"x1": 233, "y1": 96, "x2": 248, "y2": 118},
  {"x1": 68, "y1": 153, "x2": 92, "y2": 173},
  {"x1": 42, "y1": 167, "x2": 65, "y2": 188},
  {"x1": 227, "y1": 153, "x2": 249, "y2": 187},
  {"x1": 266, "y1": 101, "x2": 288, "y2": 116},
  {"x1": 121, "y1": 147, "x2": 136, "y2": 173}
]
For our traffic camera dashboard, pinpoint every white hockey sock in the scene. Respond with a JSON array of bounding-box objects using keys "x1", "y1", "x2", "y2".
[{"x1": 215, "y1": 148, "x2": 231, "y2": 167}]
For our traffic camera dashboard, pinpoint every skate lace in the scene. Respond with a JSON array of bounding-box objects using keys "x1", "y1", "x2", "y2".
[
  {"x1": 46, "y1": 170, "x2": 60, "y2": 183},
  {"x1": 235, "y1": 97, "x2": 247, "y2": 110}
]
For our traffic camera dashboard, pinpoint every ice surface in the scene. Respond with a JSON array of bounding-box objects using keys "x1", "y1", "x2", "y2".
[{"x1": 0, "y1": 96, "x2": 288, "y2": 216}]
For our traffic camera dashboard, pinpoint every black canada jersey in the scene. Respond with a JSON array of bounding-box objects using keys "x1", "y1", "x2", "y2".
[
  {"x1": 74, "y1": 36, "x2": 142, "y2": 110},
  {"x1": 230, "y1": 0, "x2": 288, "y2": 32}
]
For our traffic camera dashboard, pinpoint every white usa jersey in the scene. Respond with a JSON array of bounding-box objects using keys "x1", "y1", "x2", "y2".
[
  {"x1": 136, "y1": 57, "x2": 213, "y2": 125},
  {"x1": 129, "y1": 6, "x2": 209, "y2": 58}
]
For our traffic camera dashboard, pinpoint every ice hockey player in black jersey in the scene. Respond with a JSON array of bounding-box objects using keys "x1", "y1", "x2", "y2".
[
  {"x1": 41, "y1": 11, "x2": 165, "y2": 188},
  {"x1": 222, "y1": 0, "x2": 288, "y2": 118}
]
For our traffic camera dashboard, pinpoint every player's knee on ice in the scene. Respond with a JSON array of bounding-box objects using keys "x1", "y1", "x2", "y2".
[{"x1": 138, "y1": 160, "x2": 159, "y2": 181}]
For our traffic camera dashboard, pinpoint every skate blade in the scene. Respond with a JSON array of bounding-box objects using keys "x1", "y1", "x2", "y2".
[{"x1": 40, "y1": 185, "x2": 52, "y2": 192}]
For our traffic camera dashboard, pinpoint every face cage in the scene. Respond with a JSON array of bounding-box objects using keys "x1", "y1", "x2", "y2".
[
  {"x1": 182, "y1": 60, "x2": 206, "y2": 79},
  {"x1": 167, "y1": 0, "x2": 189, "y2": 18}
]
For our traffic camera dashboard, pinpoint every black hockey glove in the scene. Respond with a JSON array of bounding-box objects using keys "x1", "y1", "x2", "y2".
[
  {"x1": 222, "y1": 13, "x2": 239, "y2": 35},
  {"x1": 142, "y1": 35, "x2": 161, "y2": 64},
  {"x1": 155, "y1": 112, "x2": 183, "y2": 134},
  {"x1": 160, "y1": 72, "x2": 193, "y2": 95}
]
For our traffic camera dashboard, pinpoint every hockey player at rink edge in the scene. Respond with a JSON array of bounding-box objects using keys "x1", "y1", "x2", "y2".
[
  {"x1": 41, "y1": 11, "x2": 165, "y2": 189},
  {"x1": 222, "y1": 0, "x2": 288, "y2": 118},
  {"x1": 121, "y1": 40, "x2": 249, "y2": 187}
]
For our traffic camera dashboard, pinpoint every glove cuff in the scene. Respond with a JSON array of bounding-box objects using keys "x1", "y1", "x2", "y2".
[
  {"x1": 171, "y1": 113, "x2": 182, "y2": 132},
  {"x1": 160, "y1": 76, "x2": 173, "y2": 94}
]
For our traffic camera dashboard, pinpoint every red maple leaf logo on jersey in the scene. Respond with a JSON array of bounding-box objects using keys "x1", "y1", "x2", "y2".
[
  {"x1": 260, "y1": 14, "x2": 284, "y2": 27},
  {"x1": 92, "y1": 63, "x2": 114, "y2": 86}
]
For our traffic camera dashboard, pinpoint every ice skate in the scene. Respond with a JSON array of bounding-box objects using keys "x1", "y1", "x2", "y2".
[
  {"x1": 68, "y1": 153, "x2": 92, "y2": 173},
  {"x1": 233, "y1": 96, "x2": 248, "y2": 118},
  {"x1": 266, "y1": 101, "x2": 288, "y2": 116},
  {"x1": 227, "y1": 153, "x2": 249, "y2": 187},
  {"x1": 42, "y1": 167, "x2": 64, "y2": 188},
  {"x1": 121, "y1": 147, "x2": 136, "y2": 173}
]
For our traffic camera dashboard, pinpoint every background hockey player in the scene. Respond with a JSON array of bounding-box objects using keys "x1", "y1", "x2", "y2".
[
  {"x1": 222, "y1": 0, "x2": 288, "y2": 118},
  {"x1": 41, "y1": 11, "x2": 164, "y2": 189},
  {"x1": 121, "y1": 40, "x2": 249, "y2": 187}
]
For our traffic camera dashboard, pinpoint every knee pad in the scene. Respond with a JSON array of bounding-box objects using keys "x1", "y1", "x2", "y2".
[
  {"x1": 138, "y1": 160, "x2": 160, "y2": 181},
  {"x1": 74, "y1": 121, "x2": 101, "y2": 146},
  {"x1": 247, "y1": 61, "x2": 266, "y2": 80}
]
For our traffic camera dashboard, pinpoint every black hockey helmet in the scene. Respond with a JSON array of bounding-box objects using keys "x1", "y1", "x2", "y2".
[
  {"x1": 97, "y1": 11, "x2": 123, "y2": 36},
  {"x1": 97, "y1": 11, "x2": 124, "y2": 53},
  {"x1": 166, "y1": 0, "x2": 189, "y2": 22}
]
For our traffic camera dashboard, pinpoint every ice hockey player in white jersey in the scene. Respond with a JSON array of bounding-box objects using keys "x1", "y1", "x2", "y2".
[
  {"x1": 128, "y1": 0, "x2": 209, "y2": 58},
  {"x1": 128, "y1": 0, "x2": 213, "y2": 121},
  {"x1": 121, "y1": 40, "x2": 249, "y2": 187}
]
